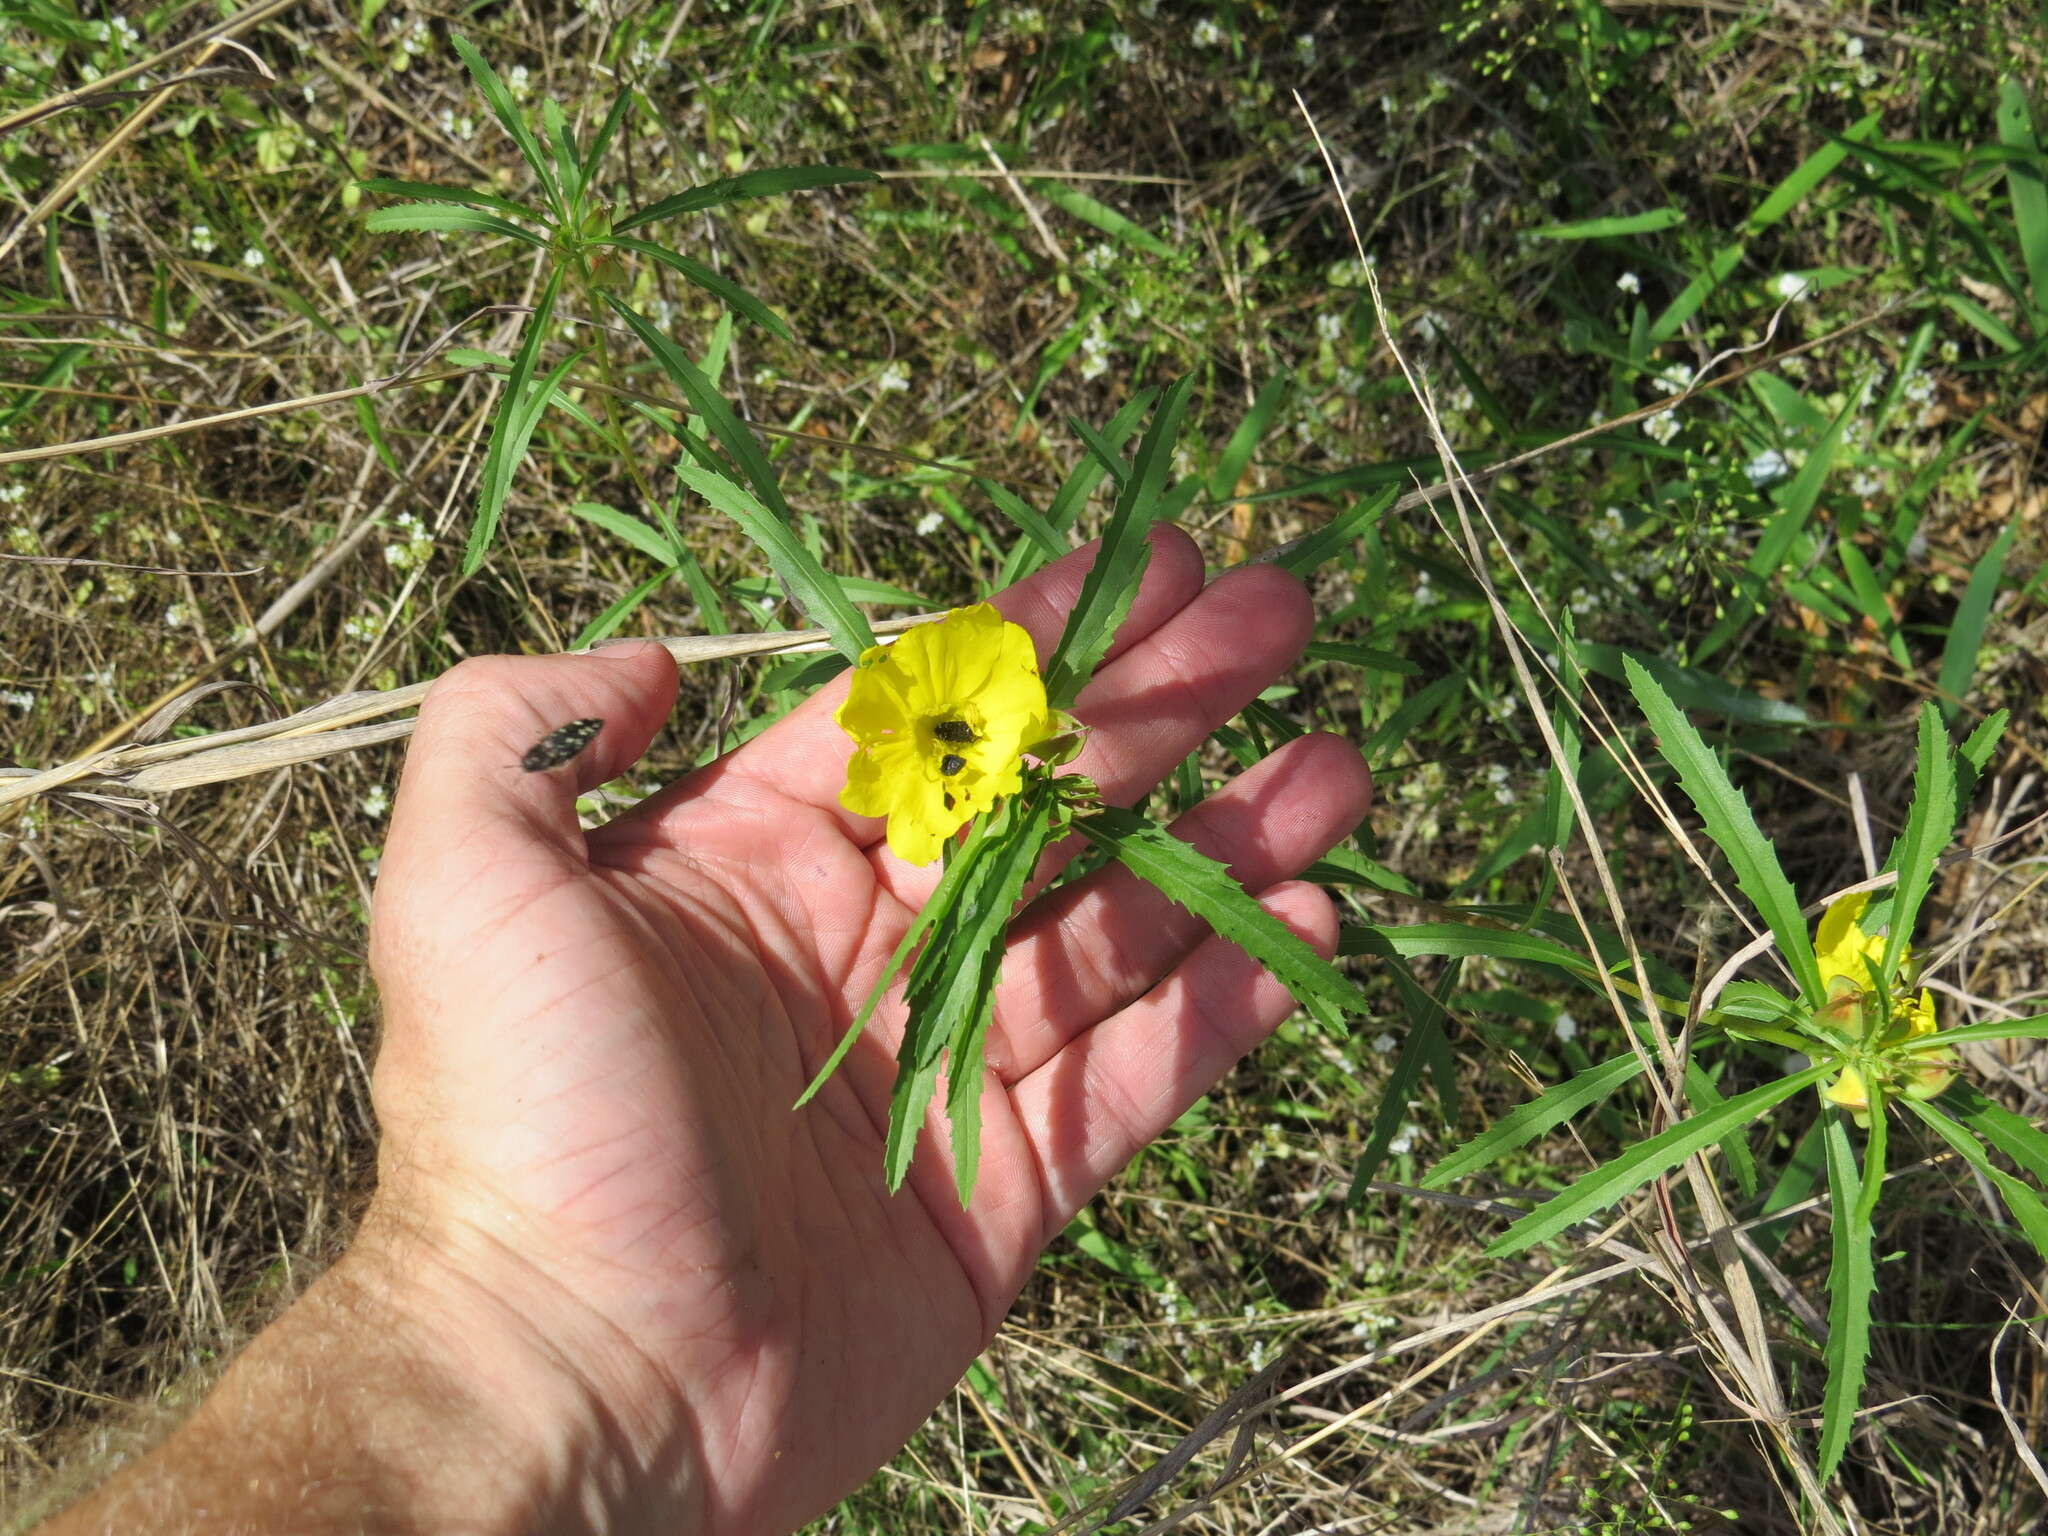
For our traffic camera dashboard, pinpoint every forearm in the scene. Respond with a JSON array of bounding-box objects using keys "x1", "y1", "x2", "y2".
[{"x1": 39, "y1": 1210, "x2": 698, "y2": 1536}]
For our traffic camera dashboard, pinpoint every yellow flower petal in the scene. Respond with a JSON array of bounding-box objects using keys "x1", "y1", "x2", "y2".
[{"x1": 834, "y1": 603, "x2": 1053, "y2": 865}]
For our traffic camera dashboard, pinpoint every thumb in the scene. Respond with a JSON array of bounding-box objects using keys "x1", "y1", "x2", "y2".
[{"x1": 381, "y1": 643, "x2": 680, "y2": 886}]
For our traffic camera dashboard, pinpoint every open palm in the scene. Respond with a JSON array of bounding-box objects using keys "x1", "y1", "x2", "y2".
[{"x1": 366, "y1": 529, "x2": 1372, "y2": 1535}]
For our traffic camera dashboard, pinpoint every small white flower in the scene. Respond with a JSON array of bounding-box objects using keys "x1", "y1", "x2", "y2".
[
  {"x1": 1644, "y1": 410, "x2": 1680, "y2": 444},
  {"x1": 1108, "y1": 31, "x2": 1137, "y2": 63},
  {"x1": 240, "y1": 246, "x2": 265, "y2": 269},
  {"x1": 1554, "y1": 1011, "x2": 1579, "y2": 1043},
  {"x1": 1315, "y1": 310, "x2": 1344, "y2": 342},
  {"x1": 361, "y1": 784, "x2": 391, "y2": 819},
  {"x1": 1485, "y1": 762, "x2": 1515, "y2": 805},
  {"x1": 0, "y1": 482, "x2": 26, "y2": 505},
  {"x1": 189, "y1": 224, "x2": 215, "y2": 255},
  {"x1": 1615, "y1": 271, "x2": 1641, "y2": 294},
  {"x1": 1745, "y1": 448, "x2": 1791, "y2": 485},
  {"x1": 1851, "y1": 470, "x2": 1883, "y2": 497},
  {"x1": 1413, "y1": 309, "x2": 1444, "y2": 341},
  {"x1": 163, "y1": 602, "x2": 193, "y2": 628},
  {"x1": 913, "y1": 510, "x2": 944, "y2": 536},
  {"x1": 1372, "y1": 1031, "x2": 1398, "y2": 1055},
  {"x1": 507, "y1": 63, "x2": 531, "y2": 96},
  {"x1": 1653, "y1": 362, "x2": 1692, "y2": 395},
  {"x1": 0, "y1": 688, "x2": 34, "y2": 711},
  {"x1": 1193, "y1": 18, "x2": 1224, "y2": 48},
  {"x1": 1294, "y1": 33, "x2": 1315, "y2": 64},
  {"x1": 1387, "y1": 1122, "x2": 1420, "y2": 1157},
  {"x1": 1772, "y1": 271, "x2": 1812, "y2": 302},
  {"x1": 1843, "y1": 34, "x2": 1865, "y2": 59},
  {"x1": 876, "y1": 361, "x2": 910, "y2": 394},
  {"x1": 343, "y1": 613, "x2": 380, "y2": 643}
]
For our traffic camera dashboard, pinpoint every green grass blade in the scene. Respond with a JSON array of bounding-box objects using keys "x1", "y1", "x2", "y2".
[
  {"x1": 1904, "y1": 1096, "x2": 2048, "y2": 1270},
  {"x1": 1995, "y1": 79, "x2": 2048, "y2": 313},
  {"x1": 1274, "y1": 488, "x2": 1395, "y2": 579},
  {"x1": 1623, "y1": 654, "x2": 1823, "y2": 1001},
  {"x1": 1348, "y1": 977, "x2": 1451, "y2": 1199},
  {"x1": 1817, "y1": 1105, "x2": 1880, "y2": 1481},
  {"x1": 1043, "y1": 376, "x2": 1193, "y2": 709},
  {"x1": 568, "y1": 501, "x2": 675, "y2": 564},
  {"x1": 1035, "y1": 179, "x2": 1174, "y2": 257},
  {"x1": 464, "y1": 268, "x2": 564, "y2": 574},
  {"x1": 448, "y1": 33, "x2": 562, "y2": 215},
  {"x1": 1422, "y1": 1052, "x2": 1646, "y2": 1190},
  {"x1": 541, "y1": 97, "x2": 584, "y2": 209},
  {"x1": 1531, "y1": 207, "x2": 1686, "y2": 239},
  {"x1": 1076, "y1": 806, "x2": 1370, "y2": 1022},
  {"x1": 356, "y1": 178, "x2": 544, "y2": 221},
  {"x1": 1936, "y1": 519, "x2": 2016, "y2": 723},
  {"x1": 1750, "y1": 111, "x2": 1881, "y2": 232},
  {"x1": 1685, "y1": 1061, "x2": 1760, "y2": 1199},
  {"x1": 1206, "y1": 375, "x2": 1289, "y2": 503},
  {"x1": 1489, "y1": 1063, "x2": 1830, "y2": 1255},
  {"x1": 601, "y1": 237, "x2": 792, "y2": 340},
  {"x1": 573, "y1": 569, "x2": 668, "y2": 648},
  {"x1": 363, "y1": 205, "x2": 549, "y2": 247},
  {"x1": 673, "y1": 463, "x2": 874, "y2": 662},
  {"x1": 1880, "y1": 704, "x2": 1958, "y2": 979},
  {"x1": 615, "y1": 164, "x2": 878, "y2": 232}
]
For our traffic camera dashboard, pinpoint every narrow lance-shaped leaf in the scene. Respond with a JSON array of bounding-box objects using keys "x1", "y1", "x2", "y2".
[
  {"x1": 1489, "y1": 1064, "x2": 1832, "y2": 1255},
  {"x1": 1624, "y1": 655, "x2": 1823, "y2": 1002},
  {"x1": 1422, "y1": 1052, "x2": 1648, "y2": 1190},
  {"x1": 356, "y1": 178, "x2": 544, "y2": 221},
  {"x1": 617, "y1": 165, "x2": 879, "y2": 233},
  {"x1": 1076, "y1": 807, "x2": 1369, "y2": 1023},
  {"x1": 606, "y1": 296, "x2": 796, "y2": 521},
  {"x1": 364, "y1": 205, "x2": 549, "y2": 247},
  {"x1": 600, "y1": 237, "x2": 793, "y2": 341},
  {"x1": 1904, "y1": 1096, "x2": 2048, "y2": 1270},
  {"x1": 1817, "y1": 1105, "x2": 1881, "y2": 1481},
  {"x1": 1044, "y1": 376, "x2": 1195, "y2": 710},
  {"x1": 449, "y1": 33, "x2": 562, "y2": 216},
  {"x1": 465, "y1": 268, "x2": 564, "y2": 574},
  {"x1": 673, "y1": 463, "x2": 874, "y2": 663},
  {"x1": 1941, "y1": 1081, "x2": 2048, "y2": 1186}
]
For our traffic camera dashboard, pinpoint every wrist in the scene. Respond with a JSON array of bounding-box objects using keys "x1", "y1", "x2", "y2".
[{"x1": 341, "y1": 1199, "x2": 702, "y2": 1535}]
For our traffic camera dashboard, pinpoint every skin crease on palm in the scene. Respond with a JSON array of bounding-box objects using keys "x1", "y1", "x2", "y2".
[{"x1": 361, "y1": 526, "x2": 1374, "y2": 1534}]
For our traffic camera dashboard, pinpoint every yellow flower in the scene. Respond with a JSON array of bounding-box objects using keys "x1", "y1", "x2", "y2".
[
  {"x1": 836, "y1": 604, "x2": 1058, "y2": 866},
  {"x1": 1822, "y1": 1063, "x2": 1871, "y2": 1127},
  {"x1": 1815, "y1": 892, "x2": 1888, "y2": 1000}
]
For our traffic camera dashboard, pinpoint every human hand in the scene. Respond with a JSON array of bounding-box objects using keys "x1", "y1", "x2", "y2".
[{"x1": 364, "y1": 527, "x2": 1373, "y2": 1534}]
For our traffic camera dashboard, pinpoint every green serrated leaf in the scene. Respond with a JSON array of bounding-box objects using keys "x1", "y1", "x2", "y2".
[
  {"x1": 1043, "y1": 376, "x2": 1193, "y2": 709},
  {"x1": 1817, "y1": 1107, "x2": 1878, "y2": 1481},
  {"x1": 1489, "y1": 1064, "x2": 1831, "y2": 1255},
  {"x1": 1898, "y1": 1013, "x2": 2048, "y2": 1051},
  {"x1": 1941, "y1": 1080, "x2": 2048, "y2": 1186},
  {"x1": 606, "y1": 297, "x2": 797, "y2": 522},
  {"x1": 1623, "y1": 655, "x2": 1822, "y2": 1001},
  {"x1": 1904, "y1": 1096, "x2": 2048, "y2": 1270},
  {"x1": 601, "y1": 237, "x2": 792, "y2": 340},
  {"x1": 1422, "y1": 1051, "x2": 1646, "y2": 1190},
  {"x1": 1881, "y1": 704, "x2": 1958, "y2": 979},
  {"x1": 1078, "y1": 806, "x2": 1369, "y2": 1022},
  {"x1": 449, "y1": 33, "x2": 562, "y2": 214},
  {"x1": 673, "y1": 463, "x2": 874, "y2": 662},
  {"x1": 465, "y1": 269, "x2": 565, "y2": 574},
  {"x1": 616, "y1": 164, "x2": 878, "y2": 233},
  {"x1": 364, "y1": 204, "x2": 549, "y2": 246},
  {"x1": 356, "y1": 177, "x2": 544, "y2": 221}
]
